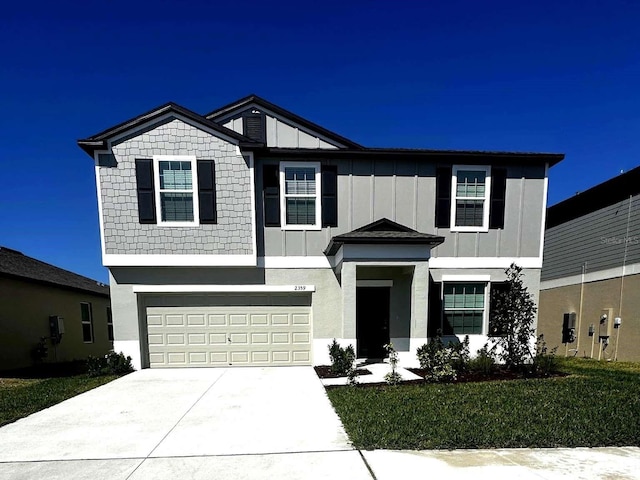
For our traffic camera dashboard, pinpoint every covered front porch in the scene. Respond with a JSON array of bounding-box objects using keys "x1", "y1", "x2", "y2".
[{"x1": 325, "y1": 218, "x2": 444, "y2": 365}]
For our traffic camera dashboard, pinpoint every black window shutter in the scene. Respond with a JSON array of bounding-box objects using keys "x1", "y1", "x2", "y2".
[
  {"x1": 243, "y1": 111, "x2": 266, "y2": 142},
  {"x1": 435, "y1": 167, "x2": 452, "y2": 228},
  {"x1": 321, "y1": 166, "x2": 338, "y2": 227},
  {"x1": 489, "y1": 168, "x2": 507, "y2": 229},
  {"x1": 263, "y1": 164, "x2": 280, "y2": 227},
  {"x1": 197, "y1": 160, "x2": 217, "y2": 224},
  {"x1": 135, "y1": 159, "x2": 156, "y2": 224},
  {"x1": 428, "y1": 279, "x2": 443, "y2": 338}
]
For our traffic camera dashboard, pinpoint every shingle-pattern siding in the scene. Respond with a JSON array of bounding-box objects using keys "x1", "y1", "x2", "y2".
[
  {"x1": 542, "y1": 195, "x2": 640, "y2": 280},
  {"x1": 100, "y1": 119, "x2": 253, "y2": 255}
]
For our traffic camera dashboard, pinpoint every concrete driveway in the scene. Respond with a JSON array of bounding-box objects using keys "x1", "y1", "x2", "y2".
[{"x1": 0, "y1": 367, "x2": 372, "y2": 480}]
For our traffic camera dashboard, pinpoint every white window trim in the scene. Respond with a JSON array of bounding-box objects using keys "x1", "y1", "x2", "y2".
[
  {"x1": 441, "y1": 277, "x2": 490, "y2": 335},
  {"x1": 450, "y1": 165, "x2": 491, "y2": 232},
  {"x1": 279, "y1": 161, "x2": 322, "y2": 231},
  {"x1": 153, "y1": 155, "x2": 200, "y2": 227},
  {"x1": 81, "y1": 302, "x2": 94, "y2": 343}
]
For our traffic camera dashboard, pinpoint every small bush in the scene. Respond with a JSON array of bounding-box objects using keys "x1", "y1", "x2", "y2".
[
  {"x1": 87, "y1": 351, "x2": 134, "y2": 377},
  {"x1": 469, "y1": 346, "x2": 496, "y2": 375},
  {"x1": 417, "y1": 336, "x2": 470, "y2": 382},
  {"x1": 328, "y1": 339, "x2": 356, "y2": 376},
  {"x1": 384, "y1": 343, "x2": 402, "y2": 385},
  {"x1": 532, "y1": 334, "x2": 558, "y2": 377}
]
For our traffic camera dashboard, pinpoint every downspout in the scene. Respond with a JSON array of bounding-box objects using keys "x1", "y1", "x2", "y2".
[{"x1": 577, "y1": 262, "x2": 586, "y2": 357}]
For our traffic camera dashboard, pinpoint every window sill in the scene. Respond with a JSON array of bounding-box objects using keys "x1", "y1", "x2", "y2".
[
  {"x1": 450, "y1": 226, "x2": 489, "y2": 233},
  {"x1": 280, "y1": 224, "x2": 322, "y2": 231}
]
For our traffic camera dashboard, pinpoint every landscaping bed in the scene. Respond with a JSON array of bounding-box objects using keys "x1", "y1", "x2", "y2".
[
  {"x1": 314, "y1": 365, "x2": 372, "y2": 379},
  {"x1": 326, "y1": 358, "x2": 640, "y2": 450}
]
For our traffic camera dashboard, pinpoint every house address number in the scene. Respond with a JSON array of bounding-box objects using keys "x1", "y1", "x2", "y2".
[{"x1": 294, "y1": 285, "x2": 307, "y2": 291}]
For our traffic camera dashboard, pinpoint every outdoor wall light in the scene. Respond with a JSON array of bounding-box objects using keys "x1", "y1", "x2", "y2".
[
  {"x1": 588, "y1": 324, "x2": 595, "y2": 336},
  {"x1": 614, "y1": 317, "x2": 622, "y2": 329}
]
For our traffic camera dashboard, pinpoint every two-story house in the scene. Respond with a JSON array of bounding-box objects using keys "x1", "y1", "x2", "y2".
[{"x1": 78, "y1": 94, "x2": 563, "y2": 370}]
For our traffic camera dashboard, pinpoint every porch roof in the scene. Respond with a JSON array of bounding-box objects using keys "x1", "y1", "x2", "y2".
[{"x1": 324, "y1": 218, "x2": 445, "y2": 256}]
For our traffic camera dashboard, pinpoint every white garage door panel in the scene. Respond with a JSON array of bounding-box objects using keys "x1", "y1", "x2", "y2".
[{"x1": 146, "y1": 306, "x2": 311, "y2": 368}]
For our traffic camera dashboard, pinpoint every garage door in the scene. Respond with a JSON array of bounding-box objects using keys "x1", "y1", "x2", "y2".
[{"x1": 146, "y1": 305, "x2": 312, "y2": 367}]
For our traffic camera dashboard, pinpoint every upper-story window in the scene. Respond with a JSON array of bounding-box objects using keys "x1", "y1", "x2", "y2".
[
  {"x1": 451, "y1": 166, "x2": 491, "y2": 232},
  {"x1": 135, "y1": 156, "x2": 217, "y2": 226},
  {"x1": 279, "y1": 162, "x2": 322, "y2": 230},
  {"x1": 155, "y1": 156, "x2": 198, "y2": 226}
]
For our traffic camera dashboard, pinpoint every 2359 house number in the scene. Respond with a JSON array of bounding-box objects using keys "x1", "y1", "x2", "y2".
[{"x1": 294, "y1": 285, "x2": 307, "y2": 291}]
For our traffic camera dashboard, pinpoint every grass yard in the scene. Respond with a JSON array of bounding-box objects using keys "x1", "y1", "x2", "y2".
[
  {"x1": 327, "y1": 358, "x2": 640, "y2": 449},
  {"x1": 0, "y1": 374, "x2": 118, "y2": 427}
]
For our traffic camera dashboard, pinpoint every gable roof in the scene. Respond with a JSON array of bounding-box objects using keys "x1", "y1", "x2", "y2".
[
  {"x1": 547, "y1": 165, "x2": 640, "y2": 228},
  {"x1": 205, "y1": 94, "x2": 363, "y2": 149},
  {"x1": 0, "y1": 246, "x2": 109, "y2": 297},
  {"x1": 324, "y1": 218, "x2": 445, "y2": 256},
  {"x1": 77, "y1": 102, "x2": 263, "y2": 156}
]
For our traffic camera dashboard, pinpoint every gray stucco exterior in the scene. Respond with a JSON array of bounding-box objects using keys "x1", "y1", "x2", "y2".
[{"x1": 100, "y1": 118, "x2": 253, "y2": 256}]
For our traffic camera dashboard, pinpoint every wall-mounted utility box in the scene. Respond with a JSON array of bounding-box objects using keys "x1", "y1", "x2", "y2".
[
  {"x1": 562, "y1": 312, "x2": 577, "y2": 343},
  {"x1": 49, "y1": 315, "x2": 65, "y2": 343}
]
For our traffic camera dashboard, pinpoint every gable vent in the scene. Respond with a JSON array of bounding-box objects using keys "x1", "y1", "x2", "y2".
[{"x1": 243, "y1": 109, "x2": 266, "y2": 143}]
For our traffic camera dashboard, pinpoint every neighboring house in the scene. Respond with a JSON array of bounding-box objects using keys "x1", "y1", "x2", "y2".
[
  {"x1": 539, "y1": 166, "x2": 640, "y2": 362},
  {"x1": 77, "y1": 94, "x2": 563, "y2": 369},
  {"x1": 0, "y1": 246, "x2": 112, "y2": 371}
]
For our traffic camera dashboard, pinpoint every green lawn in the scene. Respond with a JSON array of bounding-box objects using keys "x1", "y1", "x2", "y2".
[
  {"x1": 0, "y1": 374, "x2": 118, "y2": 427},
  {"x1": 327, "y1": 358, "x2": 640, "y2": 449}
]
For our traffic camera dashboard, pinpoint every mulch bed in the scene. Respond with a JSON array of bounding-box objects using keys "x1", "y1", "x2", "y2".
[
  {"x1": 314, "y1": 365, "x2": 372, "y2": 379},
  {"x1": 407, "y1": 367, "x2": 567, "y2": 383}
]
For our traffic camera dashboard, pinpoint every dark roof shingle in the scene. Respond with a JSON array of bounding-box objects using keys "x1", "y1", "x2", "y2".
[{"x1": 0, "y1": 247, "x2": 109, "y2": 297}]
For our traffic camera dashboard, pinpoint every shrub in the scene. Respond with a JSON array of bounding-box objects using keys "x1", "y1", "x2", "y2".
[
  {"x1": 532, "y1": 334, "x2": 558, "y2": 377},
  {"x1": 328, "y1": 339, "x2": 356, "y2": 376},
  {"x1": 486, "y1": 263, "x2": 537, "y2": 371},
  {"x1": 383, "y1": 343, "x2": 402, "y2": 385},
  {"x1": 87, "y1": 351, "x2": 134, "y2": 377},
  {"x1": 469, "y1": 346, "x2": 496, "y2": 375},
  {"x1": 417, "y1": 337, "x2": 457, "y2": 382},
  {"x1": 417, "y1": 335, "x2": 470, "y2": 382}
]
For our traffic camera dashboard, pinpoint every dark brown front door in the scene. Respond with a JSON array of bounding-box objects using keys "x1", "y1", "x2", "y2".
[{"x1": 356, "y1": 287, "x2": 390, "y2": 358}]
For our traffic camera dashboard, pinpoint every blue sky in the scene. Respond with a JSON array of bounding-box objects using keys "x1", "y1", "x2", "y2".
[{"x1": 1, "y1": 0, "x2": 639, "y2": 284}]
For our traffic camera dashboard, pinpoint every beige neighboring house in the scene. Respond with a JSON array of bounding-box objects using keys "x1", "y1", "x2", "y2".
[
  {"x1": 0, "y1": 246, "x2": 112, "y2": 371},
  {"x1": 539, "y1": 166, "x2": 640, "y2": 362}
]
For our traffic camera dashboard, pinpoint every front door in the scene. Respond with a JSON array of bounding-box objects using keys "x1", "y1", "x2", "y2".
[{"x1": 356, "y1": 287, "x2": 390, "y2": 358}]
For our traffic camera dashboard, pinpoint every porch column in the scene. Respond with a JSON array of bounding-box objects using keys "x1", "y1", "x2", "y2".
[
  {"x1": 411, "y1": 261, "x2": 430, "y2": 339},
  {"x1": 341, "y1": 261, "x2": 357, "y2": 341}
]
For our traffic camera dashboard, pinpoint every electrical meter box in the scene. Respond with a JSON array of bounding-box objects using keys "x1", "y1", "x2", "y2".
[{"x1": 49, "y1": 315, "x2": 65, "y2": 343}]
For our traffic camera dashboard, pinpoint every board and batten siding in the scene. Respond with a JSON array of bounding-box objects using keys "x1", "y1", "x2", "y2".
[
  {"x1": 222, "y1": 113, "x2": 341, "y2": 149},
  {"x1": 542, "y1": 195, "x2": 640, "y2": 281},
  {"x1": 256, "y1": 159, "x2": 546, "y2": 259}
]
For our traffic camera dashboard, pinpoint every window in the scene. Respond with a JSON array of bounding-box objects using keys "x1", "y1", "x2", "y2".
[
  {"x1": 443, "y1": 283, "x2": 486, "y2": 335},
  {"x1": 488, "y1": 282, "x2": 509, "y2": 336},
  {"x1": 136, "y1": 157, "x2": 216, "y2": 225},
  {"x1": 451, "y1": 165, "x2": 491, "y2": 231},
  {"x1": 106, "y1": 306, "x2": 114, "y2": 341},
  {"x1": 280, "y1": 162, "x2": 321, "y2": 229},
  {"x1": 81, "y1": 302, "x2": 94, "y2": 343},
  {"x1": 154, "y1": 156, "x2": 199, "y2": 226}
]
